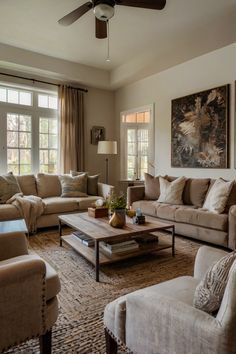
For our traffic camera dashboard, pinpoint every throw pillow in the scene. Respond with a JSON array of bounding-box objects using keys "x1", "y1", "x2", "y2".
[
  {"x1": 203, "y1": 178, "x2": 234, "y2": 214},
  {"x1": 36, "y1": 173, "x2": 62, "y2": 198},
  {"x1": 59, "y1": 174, "x2": 88, "y2": 197},
  {"x1": 182, "y1": 178, "x2": 210, "y2": 207},
  {"x1": 158, "y1": 176, "x2": 186, "y2": 205},
  {"x1": 70, "y1": 170, "x2": 99, "y2": 196},
  {"x1": 144, "y1": 173, "x2": 164, "y2": 200},
  {"x1": 193, "y1": 251, "x2": 236, "y2": 314},
  {"x1": 0, "y1": 172, "x2": 21, "y2": 204}
]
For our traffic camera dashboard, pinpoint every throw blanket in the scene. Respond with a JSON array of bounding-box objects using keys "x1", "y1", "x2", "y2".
[{"x1": 7, "y1": 194, "x2": 45, "y2": 233}]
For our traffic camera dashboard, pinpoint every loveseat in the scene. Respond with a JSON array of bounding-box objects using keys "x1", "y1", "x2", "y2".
[
  {"x1": 127, "y1": 176, "x2": 236, "y2": 250},
  {"x1": 0, "y1": 173, "x2": 113, "y2": 229}
]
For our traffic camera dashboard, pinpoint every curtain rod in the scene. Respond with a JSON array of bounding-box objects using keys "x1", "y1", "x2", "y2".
[{"x1": 0, "y1": 72, "x2": 88, "y2": 93}]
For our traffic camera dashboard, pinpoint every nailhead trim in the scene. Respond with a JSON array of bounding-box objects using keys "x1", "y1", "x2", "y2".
[{"x1": 104, "y1": 326, "x2": 133, "y2": 354}]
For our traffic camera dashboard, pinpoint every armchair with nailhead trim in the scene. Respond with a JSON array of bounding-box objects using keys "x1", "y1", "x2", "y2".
[{"x1": 0, "y1": 232, "x2": 61, "y2": 354}]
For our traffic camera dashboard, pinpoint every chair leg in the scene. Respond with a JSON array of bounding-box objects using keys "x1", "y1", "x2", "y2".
[
  {"x1": 105, "y1": 328, "x2": 118, "y2": 354},
  {"x1": 39, "y1": 329, "x2": 52, "y2": 354}
]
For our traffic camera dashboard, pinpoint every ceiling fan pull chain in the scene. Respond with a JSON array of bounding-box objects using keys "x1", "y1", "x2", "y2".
[{"x1": 106, "y1": 20, "x2": 111, "y2": 62}]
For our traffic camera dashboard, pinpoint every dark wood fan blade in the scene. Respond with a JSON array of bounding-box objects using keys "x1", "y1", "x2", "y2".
[
  {"x1": 58, "y1": 2, "x2": 93, "y2": 26},
  {"x1": 115, "y1": 0, "x2": 166, "y2": 10},
  {"x1": 96, "y1": 18, "x2": 107, "y2": 39}
]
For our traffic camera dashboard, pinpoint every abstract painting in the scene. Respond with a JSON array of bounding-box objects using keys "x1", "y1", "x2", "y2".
[{"x1": 171, "y1": 85, "x2": 229, "y2": 168}]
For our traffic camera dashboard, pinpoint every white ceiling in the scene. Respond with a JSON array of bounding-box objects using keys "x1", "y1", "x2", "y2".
[{"x1": 0, "y1": 0, "x2": 236, "y2": 88}]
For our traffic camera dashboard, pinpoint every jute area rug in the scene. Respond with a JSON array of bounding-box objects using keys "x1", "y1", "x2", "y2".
[{"x1": 7, "y1": 228, "x2": 201, "y2": 354}]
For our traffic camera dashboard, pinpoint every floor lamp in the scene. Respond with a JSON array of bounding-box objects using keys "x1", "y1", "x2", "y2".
[{"x1": 97, "y1": 141, "x2": 117, "y2": 184}]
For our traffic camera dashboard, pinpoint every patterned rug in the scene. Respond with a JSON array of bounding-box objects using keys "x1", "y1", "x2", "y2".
[{"x1": 7, "y1": 228, "x2": 201, "y2": 354}]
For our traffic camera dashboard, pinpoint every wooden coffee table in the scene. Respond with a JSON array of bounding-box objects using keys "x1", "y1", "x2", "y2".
[{"x1": 59, "y1": 212, "x2": 175, "y2": 282}]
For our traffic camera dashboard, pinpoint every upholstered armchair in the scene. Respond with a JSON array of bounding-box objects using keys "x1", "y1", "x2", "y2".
[
  {"x1": 104, "y1": 245, "x2": 236, "y2": 354},
  {"x1": 0, "y1": 232, "x2": 61, "y2": 354}
]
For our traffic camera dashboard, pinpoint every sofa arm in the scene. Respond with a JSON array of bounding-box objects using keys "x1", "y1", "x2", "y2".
[
  {"x1": 125, "y1": 293, "x2": 220, "y2": 354},
  {"x1": 0, "y1": 232, "x2": 29, "y2": 261},
  {"x1": 127, "y1": 186, "x2": 145, "y2": 208},
  {"x1": 228, "y1": 205, "x2": 236, "y2": 250},
  {"x1": 194, "y1": 246, "x2": 228, "y2": 280},
  {"x1": 0, "y1": 259, "x2": 46, "y2": 351},
  {"x1": 98, "y1": 182, "x2": 114, "y2": 199}
]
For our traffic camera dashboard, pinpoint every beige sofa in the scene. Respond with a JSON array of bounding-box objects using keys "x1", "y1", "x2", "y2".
[
  {"x1": 127, "y1": 176, "x2": 236, "y2": 250},
  {"x1": 0, "y1": 174, "x2": 113, "y2": 228},
  {"x1": 104, "y1": 245, "x2": 236, "y2": 354}
]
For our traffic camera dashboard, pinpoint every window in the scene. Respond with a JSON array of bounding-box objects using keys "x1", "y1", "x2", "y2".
[
  {"x1": 0, "y1": 86, "x2": 32, "y2": 106},
  {"x1": 38, "y1": 94, "x2": 58, "y2": 109},
  {"x1": 39, "y1": 117, "x2": 58, "y2": 173},
  {"x1": 7, "y1": 113, "x2": 32, "y2": 175},
  {"x1": 0, "y1": 83, "x2": 58, "y2": 175},
  {"x1": 120, "y1": 105, "x2": 154, "y2": 180}
]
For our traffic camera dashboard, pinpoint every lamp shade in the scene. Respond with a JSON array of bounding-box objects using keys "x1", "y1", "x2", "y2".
[{"x1": 97, "y1": 141, "x2": 117, "y2": 155}]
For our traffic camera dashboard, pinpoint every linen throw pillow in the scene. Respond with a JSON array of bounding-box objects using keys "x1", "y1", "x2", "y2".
[
  {"x1": 70, "y1": 170, "x2": 99, "y2": 196},
  {"x1": 0, "y1": 172, "x2": 21, "y2": 204},
  {"x1": 193, "y1": 252, "x2": 236, "y2": 314},
  {"x1": 203, "y1": 178, "x2": 234, "y2": 214},
  {"x1": 158, "y1": 176, "x2": 186, "y2": 205},
  {"x1": 59, "y1": 174, "x2": 88, "y2": 197}
]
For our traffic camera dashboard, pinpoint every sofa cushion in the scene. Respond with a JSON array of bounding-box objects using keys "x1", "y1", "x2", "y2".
[
  {"x1": 43, "y1": 197, "x2": 80, "y2": 215},
  {"x1": 203, "y1": 178, "x2": 234, "y2": 214},
  {"x1": 36, "y1": 173, "x2": 61, "y2": 198},
  {"x1": 155, "y1": 203, "x2": 195, "y2": 222},
  {"x1": 183, "y1": 178, "x2": 210, "y2": 207},
  {"x1": 155, "y1": 203, "x2": 179, "y2": 221},
  {"x1": 132, "y1": 200, "x2": 157, "y2": 217},
  {"x1": 0, "y1": 254, "x2": 60, "y2": 301},
  {"x1": 0, "y1": 173, "x2": 21, "y2": 204},
  {"x1": 59, "y1": 174, "x2": 88, "y2": 197},
  {"x1": 43, "y1": 196, "x2": 102, "y2": 214},
  {"x1": 158, "y1": 176, "x2": 186, "y2": 205},
  {"x1": 144, "y1": 173, "x2": 163, "y2": 200},
  {"x1": 0, "y1": 204, "x2": 21, "y2": 221},
  {"x1": 175, "y1": 208, "x2": 228, "y2": 231},
  {"x1": 77, "y1": 196, "x2": 104, "y2": 210},
  {"x1": 16, "y1": 174, "x2": 37, "y2": 196}
]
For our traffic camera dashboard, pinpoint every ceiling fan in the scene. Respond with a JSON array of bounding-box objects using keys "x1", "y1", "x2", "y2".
[{"x1": 58, "y1": 0, "x2": 166, "y2": 39}]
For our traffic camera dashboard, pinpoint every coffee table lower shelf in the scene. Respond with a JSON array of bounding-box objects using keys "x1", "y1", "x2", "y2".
[{"x1": 61, "y1": 234, "x2": 173, "y2": 266}]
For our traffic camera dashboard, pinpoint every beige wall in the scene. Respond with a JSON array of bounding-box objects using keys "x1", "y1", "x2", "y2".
[
  {"x1": 115, "y1": 43, "x2": 236, "y2": 180},
  {"x1": 84, "y1": 88, "x2": 117, "y2": 185}
]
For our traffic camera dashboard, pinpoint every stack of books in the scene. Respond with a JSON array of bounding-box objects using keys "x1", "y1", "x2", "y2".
[
  {"x1": 100, "y1": 240, "x2": 139, "y2": 255},
  {"x1": 73, "y1": 231, "x2": 94, "y2": 247}
]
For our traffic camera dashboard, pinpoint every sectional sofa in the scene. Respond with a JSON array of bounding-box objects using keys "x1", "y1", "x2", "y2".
[
  {"x1": 0, "y1": 173, "x2": 113, "y2": 228},
  {"x1": 128, "y1": 176, "x2": 236, "y2": 250}
]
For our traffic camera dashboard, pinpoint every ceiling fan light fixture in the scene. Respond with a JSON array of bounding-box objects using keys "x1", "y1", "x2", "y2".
[{"x1": 93, "y1": 4, "x2": 115, "y2": 21}]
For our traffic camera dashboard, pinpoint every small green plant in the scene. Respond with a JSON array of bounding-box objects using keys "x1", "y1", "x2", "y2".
[{"x1": 106, "y1": 193, "x2": 127, "y2": 211}]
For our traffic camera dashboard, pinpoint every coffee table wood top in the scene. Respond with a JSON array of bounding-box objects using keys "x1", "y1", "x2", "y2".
[{"x1": 59, "y1": 212, "x2": 173, "y2": 242}]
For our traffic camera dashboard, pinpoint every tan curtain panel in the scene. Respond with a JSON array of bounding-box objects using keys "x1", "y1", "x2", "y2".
[{"x1": 59, "y1": 86, "x2": 85, "y2": 173}]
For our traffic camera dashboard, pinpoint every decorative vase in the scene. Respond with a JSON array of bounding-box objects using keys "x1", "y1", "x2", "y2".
[{"x1": 109, "y1": 209, "x2": 126, "y2": 228}]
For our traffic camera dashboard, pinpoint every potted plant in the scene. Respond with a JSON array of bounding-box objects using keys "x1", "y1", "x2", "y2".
[{"x1": 106, "y1": 193, "x2": 127, "y2": 228}]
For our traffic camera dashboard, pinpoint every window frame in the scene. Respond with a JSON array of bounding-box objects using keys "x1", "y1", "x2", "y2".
[
  {"x1": 120, "y1": 104, "x2": 155, "y2": 180},
  {"x1": 0, "y1": 85, "x2": 58, "y2": 175}
]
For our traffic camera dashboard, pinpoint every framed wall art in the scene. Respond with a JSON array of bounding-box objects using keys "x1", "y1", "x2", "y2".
[
  {"x1": 171, "y1": 84, "x2": 229, "y2": 168},
  {"x1": 90, "y1": 126, "x2": 105, "y2": 145}
]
